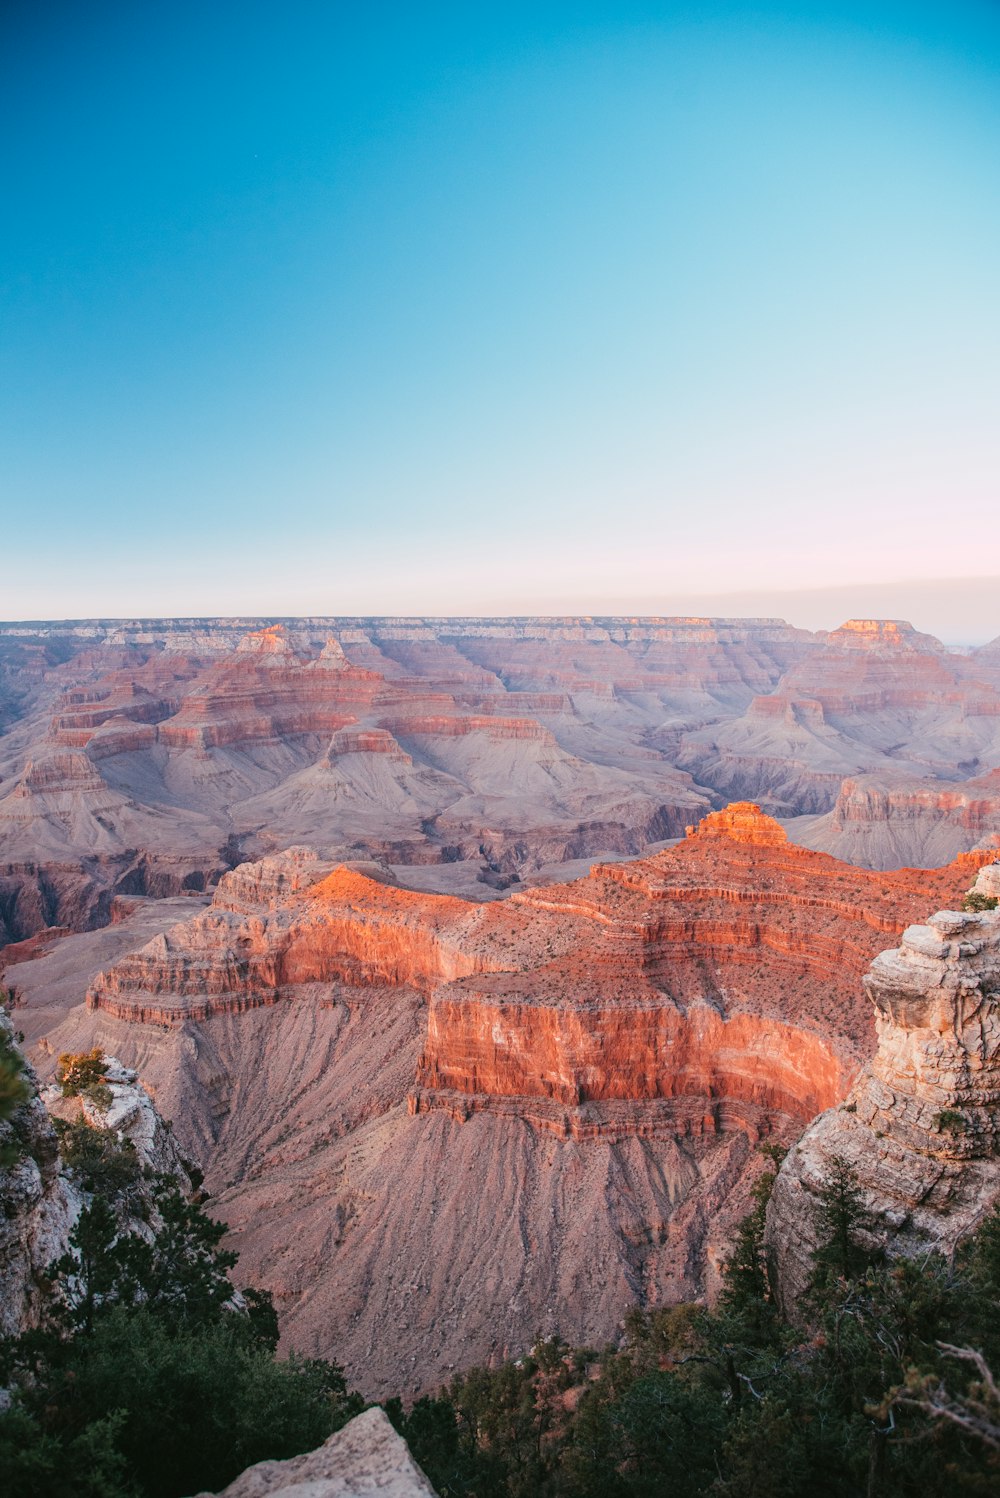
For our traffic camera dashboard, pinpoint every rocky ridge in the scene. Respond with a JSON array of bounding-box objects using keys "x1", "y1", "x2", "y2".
[
  {"x1": 3, "y1": 614, "x2": 1000, "y2": 951},
  {"x1": 83, "y1": 806, "x2": 988, "y2": 1128},
  {"x1": 0, "y1": 1016, "x2": 193, "y2": 1337},
  {"x1": 12, "y1": 806, "x2": 993, "y2": 1396},
  {"x1": 767, "y1": 859, "x2": 1000, "y2": 1310}
]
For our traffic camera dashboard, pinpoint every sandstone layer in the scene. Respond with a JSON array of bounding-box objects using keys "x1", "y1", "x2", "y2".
[
  {"x1": 9, "y1": 806, "x2": 990, "y2": 1396},
  {"x1": 2, "y1": 614, "x2": 999, "y2": 950},
  {"x1": 767, "y1": 859, "x2": 1000, "y2": 1311}
]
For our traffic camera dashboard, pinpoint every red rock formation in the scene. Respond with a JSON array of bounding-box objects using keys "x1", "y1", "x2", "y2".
[
  {"x1": 17, "y1": 803, "x2": 995, "y2": 1398},
  {"x1": 683, "y1": 800, "x2": 790, "y2": 844},
  {"x1": 4, "y1": 615, "x2": 1000, "y2": 959},
  {"x1": 87, "y1": 806, "x2": 987, "y2": 1132}
]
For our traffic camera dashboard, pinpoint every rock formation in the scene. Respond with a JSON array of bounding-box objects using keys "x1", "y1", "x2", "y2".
[
  {"x1": 791, "y1": 770, "x2": 1000, "y2": 870},
  {"x1": 0, "y1": 1014, "x2": 193, "y2": 1337},
  {"x1": 195, "y1": 1408, "x2": 437, "y2": 1498},
  {"x1": 767, "y1": 860, "x2": 1000, "y2": 1311},
  {"x1": 3, "y1": 612, "x2": 999, "y2": 948},
  {"x1": 0, "y1": 1012, "x2": 76, "y2": 1336},
  {"x1": 9, "y1": 806, "x2": 991, "y2": 1396}
]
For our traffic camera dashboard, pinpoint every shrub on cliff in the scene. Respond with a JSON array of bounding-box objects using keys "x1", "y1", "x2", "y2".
[
  {"x1": 962, "y1": 891, "x2": 999, "y2": 913},
  {"x1": 57, "y1": 1048, "x2": 113, "y2": 1110},
  {"x1": 0, "y1": 1023, "x2": 30, "y2": 1165},
  {"x1": 54, "y1": 1116, "x2": 146, "y2": 1214},
  {"x1": 0, "y1": 1033, "x2": 28, "y2": 1112},
  {"x1": 0, "y1": 1172, "x2": 360, "y2": 1498},
  {"x1": 396, "y1": 1159, "x2": 1000, "y2": 1497}
]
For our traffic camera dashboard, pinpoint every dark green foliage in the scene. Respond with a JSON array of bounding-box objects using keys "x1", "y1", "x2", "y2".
[
  {"x1": 0, "y1": 1169, "x2": 359, "y2": 1498},
  {"x1": 0, "y1": 1023, "x2": 31, "y2": 1165},
  {"x1": 933, "y1": 1108, "x2": 969, "y2": 1136},
  {"x1": 243, "y1": 1285, "x2": 281, "y2": 1352},
  {"x1": 961, "y1": 891, "x2": 998, "y2": 913},
  {"x1": 56, "y1": 1049, "x2": 112, "y2": 1110},
  {"x1": 7, "y1": 1311, "x2": 356, "y2": 1498},
  {"x1": 809, "y1": 1153, "x2": 877, "y2": 1293},
  {"x1": 54, "y1": 1118, "x2": 145, "y2": 1209},
  {"x1": 717, "y1": 1151, "x2": 784, "y2": 1343}
]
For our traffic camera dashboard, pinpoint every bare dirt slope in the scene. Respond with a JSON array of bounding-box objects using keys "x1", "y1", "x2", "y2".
[{"x1": 7, "y1": 807, "x2": 991, "y2": 1397}]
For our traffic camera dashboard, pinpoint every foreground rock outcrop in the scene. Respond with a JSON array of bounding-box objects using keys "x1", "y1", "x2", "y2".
[
  {"x1": 767, "y1": 860, "x2": 1000, "y2": 1310},
  {"x1": 0, "y1": 1014, "x2": 75, "y2": 1336},
  {"x1": 195, "y1": 1408, "x2": 437, "y2": 1498},
  {"x1": 0, "y1": 1019, "x2": 193, "y2": 1337}
]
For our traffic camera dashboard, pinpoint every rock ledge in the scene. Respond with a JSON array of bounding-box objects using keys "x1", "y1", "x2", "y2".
[{"x1": 193, "y1": 1407, "x2": 437, "y2": 1497}]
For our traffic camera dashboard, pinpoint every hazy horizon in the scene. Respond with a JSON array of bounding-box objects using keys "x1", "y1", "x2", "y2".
[{"x1": 2, "y1": 572, "x2": 998, "y2": 647}]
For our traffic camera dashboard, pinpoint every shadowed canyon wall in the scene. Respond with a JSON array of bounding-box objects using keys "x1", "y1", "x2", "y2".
[{"x1": 2, "y1": 615, "x2": 1000, "y2": 946}]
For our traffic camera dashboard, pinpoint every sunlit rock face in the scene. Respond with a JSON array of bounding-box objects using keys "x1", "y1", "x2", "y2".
[
  {"x1": 767, "y1": 860, "x2": 1000, "y2": 1312},
  {"x1": 38, "y1": 806, "x2": 985, "y2": 1397},
  {"x1": 3, "y1": 614, "x2": 1000, "y2": 948}
]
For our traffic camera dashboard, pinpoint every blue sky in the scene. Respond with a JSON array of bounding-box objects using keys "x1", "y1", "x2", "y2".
[{"x1": 2, "y1": 1, "x2": 999, "y2": 631}]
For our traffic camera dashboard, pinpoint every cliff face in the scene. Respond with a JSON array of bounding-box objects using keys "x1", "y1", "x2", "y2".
[
  {"x1": 767, "y1": 861, "x2": 1000, "y2": 1311},
  {"x1": 0, "y1": 1018, "x2": 193, "y2": 1337},
  {"x1": 0, "y1": 1015, "x2": 75, "y2": 1337},
  {"x1": 791, "y1": 771, "x2": 1000, "y2": 871},
  {"x1": 28, "y1": 807, "x2": 985, "y2": 1397},
  {"x1": 85, "y1": 807, "x2": 985, "y2": 1122},
  {"x1": 3, "y1": 615, "x2": 1000, "y2": 950}
]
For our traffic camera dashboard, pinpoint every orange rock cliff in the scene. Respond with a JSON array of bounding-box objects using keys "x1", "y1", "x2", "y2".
[{"x1": 86, "y1": 805, "x2": 990, "y2": 1135}]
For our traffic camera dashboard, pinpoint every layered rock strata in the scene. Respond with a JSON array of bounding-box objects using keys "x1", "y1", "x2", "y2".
[
  {"x1": 767, "y1": 861, "x2": 1000, "y2": 1310},
  {"x1": 84, "y1": 807, "x2": 986, "y2": 1130},
  {"x1": 4, "y1": 613, "x2": 1000, "y2": 951},
  {"x1": 12, "y1": 807, "x2": 995, "y2": 1395}
]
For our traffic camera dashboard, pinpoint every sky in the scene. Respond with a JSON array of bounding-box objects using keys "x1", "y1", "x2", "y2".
[{"x1": 2, "y1": 0, "x2": 999, "y2": 636}]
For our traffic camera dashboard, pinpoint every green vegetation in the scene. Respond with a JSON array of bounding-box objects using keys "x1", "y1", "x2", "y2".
[
  {"x1": 0, "y1": 1128, "x2": 361, "y2": 1498},
  {"x1": 961, "y1": 891, "x2": 998, "y2": 913},
  {"x1": 3, "y1": 1095, "x2": 1000, "y2": 1497},
  {"x1": 0, "y1": 1029, "x2": 29, "y2": 1124},
  {"x1": 0, "y1": 1007, "x2": 31, "y2": 1166},
  {"x1": 389, "y1": 1156, "x2": 1000, "y2": 1497},
  {"x1": 56, "y1": 1049, "x2": 113, "y2": 1111}
]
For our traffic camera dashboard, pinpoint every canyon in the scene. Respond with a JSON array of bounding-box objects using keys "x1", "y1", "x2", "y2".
[
  {"x1": 2, "y1": 613, "x2": 1000, "y2": 1397},
  {"x1": 4, "y1": 801, "x2": 994, "y2": 1395},
  {"x1": 2, "y1": 614, "x2": 1000, "y2": 948}
]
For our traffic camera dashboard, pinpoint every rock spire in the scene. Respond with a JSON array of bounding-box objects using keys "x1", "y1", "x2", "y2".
[{"x1": 767, "y1": 863, "x2": 1000, "y2": 1310}]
